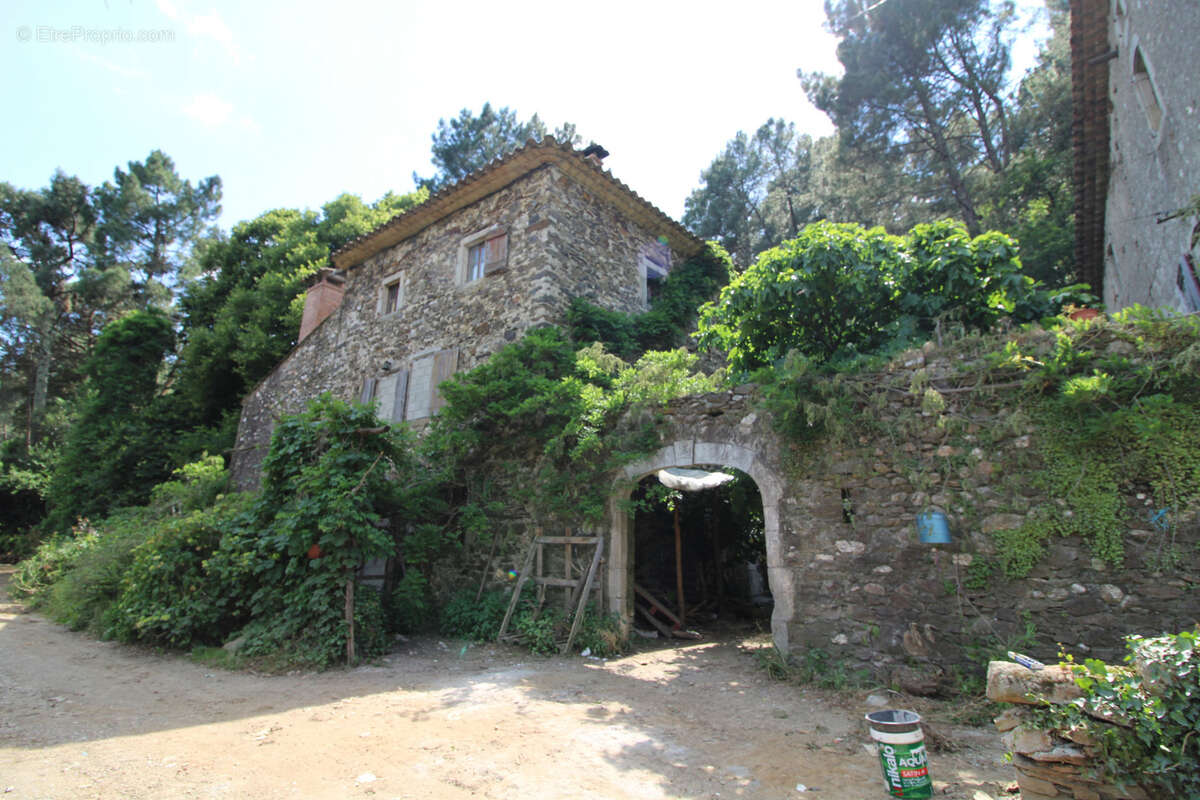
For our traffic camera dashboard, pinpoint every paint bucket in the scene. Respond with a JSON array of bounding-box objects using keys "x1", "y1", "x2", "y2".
[
  {"x1": 916, "y1": 511, "x2": 951, "y2": 544},
  {"x1": 865, "y1": 709, "x2": 932, "y2": 798}
]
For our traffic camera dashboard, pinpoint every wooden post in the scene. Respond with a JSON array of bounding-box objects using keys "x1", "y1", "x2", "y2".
[
  {"x1": 344, "y1": 573, "x2": 356, "y2": 665},
  {"x1": 674, "y1": 506, "x2": 686, "y2": 626},
  {"x1": 564, "y1": 528, "x2": 573, "y2": 610}
]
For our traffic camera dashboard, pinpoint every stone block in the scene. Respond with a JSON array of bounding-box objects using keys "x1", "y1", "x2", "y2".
[
  {"x1": 982, "y1": 513, "x2": 1026, "y2": 533},
  {"x1": 987, "y1": 661, "x2": 1083, "y2": 705},
  {"x1": 1017, "y1": 773, "x2": 1066, "y2": 797}
]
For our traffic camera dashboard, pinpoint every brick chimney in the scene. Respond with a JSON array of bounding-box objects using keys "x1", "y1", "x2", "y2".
[{"x1": 299, "y1": 268, "x2": 345, "y2": 342}]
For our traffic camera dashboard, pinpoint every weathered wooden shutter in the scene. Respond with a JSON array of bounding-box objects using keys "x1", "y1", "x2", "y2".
[
  {"x1": 359, "y1": 377, "x2": 377, "y2": 405},
  {"x1": 391, "y1": 370, "x2": 409, "y2": 422},
  {"x1": 430, "y1": 349, "x2": 459, "y2": 414},
  {"x1": 483, "y1": 233, "x2": 508, "y2": 275}
]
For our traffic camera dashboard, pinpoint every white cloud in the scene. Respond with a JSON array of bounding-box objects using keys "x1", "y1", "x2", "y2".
[
  {"x1": 187, "y1": 12, "x2": 236, "y2": 58},
  {"x1": 155, "y1": 0, "x2": 181, "y2": 21},
  {"x1": 182, "y1": 92, "x2": 234, "y2": 126},
  {"x1": 155, "y1": 0, "x2": 238, "y2": 61}
]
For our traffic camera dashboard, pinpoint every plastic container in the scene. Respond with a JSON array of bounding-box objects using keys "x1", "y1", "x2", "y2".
[
  {"x1": 865, "y1": 709, "x2": 932, "y2": 798},
  {"x1": 916, "y1": 511, "x2": 951, "y2": 544}
]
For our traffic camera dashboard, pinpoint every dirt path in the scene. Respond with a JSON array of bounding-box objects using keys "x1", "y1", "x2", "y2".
[{"x1": 0, "y1": 566, "x2": 1015, "y2": 799}]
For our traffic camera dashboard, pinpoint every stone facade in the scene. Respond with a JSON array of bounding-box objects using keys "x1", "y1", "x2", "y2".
[
  {"x1": 231, "y1": 141, "x2": 702, "y2": 490},
  {"x1": 1080, "y1": 0, "x2": 1200, "y2": 311}
]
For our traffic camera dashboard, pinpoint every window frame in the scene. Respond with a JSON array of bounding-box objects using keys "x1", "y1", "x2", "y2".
[
  {"x1": 1129, "y1": 38, "x2": 1165, "y2": 144},
  {"x1": 377, "y1": 269, "x2": 405, "y2": 316},
  {"x1": 456, "y1": 224, "x2": 509, "y2": 285}
]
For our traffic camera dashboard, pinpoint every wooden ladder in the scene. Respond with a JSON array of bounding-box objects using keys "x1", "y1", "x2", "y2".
[{"x1": 497, "y1": 531, "x2": 604, "y2": 655}]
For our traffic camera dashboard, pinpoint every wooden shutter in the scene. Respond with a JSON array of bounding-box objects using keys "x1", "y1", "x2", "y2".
[
  {"x1": 430, "y1": 349, "x2": 459, "y2": 414},
  {"x1": 483, "y1": 233, "x2": 508, "y2": 275},
  {"x1": 359, "y1": 377, "x2": 377, "y2": 405},
  {"x1": 391, "y1": 370, "x2": 409, "y2": 422}
]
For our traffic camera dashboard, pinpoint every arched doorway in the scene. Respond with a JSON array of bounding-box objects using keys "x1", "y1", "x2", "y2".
[{"x1": 606, "y1": 440, "x2": 794, "y2": 652}]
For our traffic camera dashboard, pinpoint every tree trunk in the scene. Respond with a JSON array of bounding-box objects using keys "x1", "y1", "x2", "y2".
[{"x1": 30, "y1": 312, "x2": 55, "y2": 444}]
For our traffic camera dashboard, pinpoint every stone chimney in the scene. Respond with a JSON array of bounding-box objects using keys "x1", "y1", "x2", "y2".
[
  {"x1": 581, "y1": 143, "x2": 609, "y2": 167},
  {"x1": 298, "y1": 268, "x2": 345, "y2": 342}
]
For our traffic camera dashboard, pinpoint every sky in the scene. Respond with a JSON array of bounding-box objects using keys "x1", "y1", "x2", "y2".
[{"x1": 1, "y1": 0, "x2": 1048, "y2": 231}]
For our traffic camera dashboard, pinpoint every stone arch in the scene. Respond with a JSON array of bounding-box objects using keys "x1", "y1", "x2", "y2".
[{"x1": 606, "y1": 439, "x2": 795, "y2": 653}]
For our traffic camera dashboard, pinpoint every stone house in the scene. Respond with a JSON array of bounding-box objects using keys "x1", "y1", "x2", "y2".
[
  {"x1": 1071, "y1": 0, "x2": 1200, "y2": 311},
  {"x1": 230, "y1": 139, "x2": 704, "y2": 491}
]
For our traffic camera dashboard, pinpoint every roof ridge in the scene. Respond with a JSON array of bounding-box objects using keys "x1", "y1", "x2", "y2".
[{"x1": 330, "y1": 136, "x2": 701, "y2": 270}]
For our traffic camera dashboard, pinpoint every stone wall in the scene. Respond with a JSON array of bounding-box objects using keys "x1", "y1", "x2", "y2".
[
  {"x1": 231, "y1": 163, "x2": 689, "y2": 490},
  {"x1": 987, "y1": 661, "x2": 1149, "y2": 799},
  {"x1": 1103, "y1": 0, "x2": 1200, "y2": 311},
  {"x1": 616, "y1": 339, "x2": 1198, "y2": 674}
]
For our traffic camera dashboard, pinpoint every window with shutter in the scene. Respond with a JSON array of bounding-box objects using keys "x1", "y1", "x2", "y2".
[
  {"x1": 459, "y1": 226, "x2": 508, "y2": 284},
  {"x1": 377, "y1": 269, "x2": 405, "y2": 315}
]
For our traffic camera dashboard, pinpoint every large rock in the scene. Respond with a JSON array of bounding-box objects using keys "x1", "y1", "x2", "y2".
[{"x1": 986, "y1": 661, "x2": 1083, "y2": 705}]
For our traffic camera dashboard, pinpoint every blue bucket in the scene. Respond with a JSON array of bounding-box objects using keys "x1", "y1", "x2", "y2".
[{"x1": 916, "y1": 511, "x2": 951, "y2": 544}]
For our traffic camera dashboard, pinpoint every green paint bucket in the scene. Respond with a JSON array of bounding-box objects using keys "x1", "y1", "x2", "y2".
[{"x1": 865, "y1": 710, "x2": 932, "y2": 798}]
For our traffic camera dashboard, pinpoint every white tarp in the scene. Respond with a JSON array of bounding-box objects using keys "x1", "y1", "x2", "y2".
[{"x1": 656, "y1": 467, "x2": 735, "y2": 492}]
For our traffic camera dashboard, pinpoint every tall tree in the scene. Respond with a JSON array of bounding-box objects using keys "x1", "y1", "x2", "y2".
[
  {"x1": 166, "y1": 189, "x2": 427, "y2": 461},
  {"x1": 0, "y1": 173, "x2": 127, "y2": 445},
  {"x1": 683, "y1": 120, "x2": 823, "y2": 267},
  {"x1": 44, "y1": 308, "x2": 176, "y2": 530},
  {"x1": 802, "y1": 0, "x2": 1018, "y2": 235},
  {"x1": 976, "y1": 0, "x2": 1074, "y2": 283},
  {"x1": 93, "y1": 150, "x2": 222, "y2": 308},
  {"x1": 415, "y1": 103, "x2": 582, "y2": 192}
]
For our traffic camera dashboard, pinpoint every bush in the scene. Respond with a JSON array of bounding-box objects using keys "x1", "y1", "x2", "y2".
[
  {"x1": 108, "y1": 494, "x2": 253, "y2": 647},
  {"x1": 41, "y1": 510, "x2": 151, "y2": 634},
  {"x1": 698, "y1": 220, "x2": 1058, "y2": 373},
  {"x1": 440, "y1": 587, "x2": 512, "y2": 641},
  {"x1": 1039, "y1": 630, "x2": 1200, "y2": 796}
]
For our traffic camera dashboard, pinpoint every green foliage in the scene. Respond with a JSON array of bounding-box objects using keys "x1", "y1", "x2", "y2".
[
  {"x1": 8, "y1": 513, "x2": 150, "y2": 635},
  {"x1": 699, "y1": 222, "x2": 901, "y2": 370},
  {"x1": 1035, "y1": 631, "x2": 1200, "y2": 796},
  {"x1": 754, "y1": 645, "x2": 871, "y2": 690},
  {"x1": 430, "y1": 325, "x2": 720, "y2": 526},
  {"x1": 45, "y1": 309, "x2": 176, "y2": 530},
  {"x1": 440, "y1": 588, "x2": 513, "y2": 642},
  {"x1": 167, "y1": 190, "x2": 427, "y2": 463},
  {"x1": 989, "y1": 313, "x2": 1200, "y2": 573},
  {"x1": 241, "y1": 393, "x2": 420, "y2": 665},
  {"x1": 566, "y1": 242, "x2": 732, "y2": 359},
  {"x1": 416, "y1": 103, "x2": 582, "y2": 192},
  {"x1": 387, "y1": 569, "x2": 434, "y2": 634},
  {"x1": 9, "y1": 520, "x2": 105, "y2": 604},
  {"x1": 92, "y1": 149, "x2": 221, "y2": 308},
  {"x1": 803, "y1": 0, "x2": 1016, "y2": 236},
  {"x1": 699, "y1": 220, "x2": 1060, "y2": 374},
  {"x1": 108, "y1": 493, "x2": 253, "y2": 647}
]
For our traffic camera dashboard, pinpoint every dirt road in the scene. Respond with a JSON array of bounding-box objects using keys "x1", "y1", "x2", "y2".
[{"x1": 0, "y1": 566, "x2": 1015, "y2": 799}]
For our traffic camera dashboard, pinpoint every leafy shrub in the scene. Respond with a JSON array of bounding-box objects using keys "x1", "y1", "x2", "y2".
[
  {"x1": 698, "y1": 220, "x2": 1062, "y2": 374},
  {"x1": 9, "y1": 520, "x2": 105, "y2": 603},
  {"x1": 440, "y1": 587, "x2": 513, "y2": 641},
  {"x1": 1038, "y1": 630, "x2": 1200, "y2": 796},
  {"x1": 108, "y1": 493, "x2": 253, "y2": 647},
  {"x1": 567, "y1": 242, "x2": 733, "y2": 359},
  {"x1": 572, "y1": 609, "x2": 627, "y2": 658},
  {"x1": 41, "y1": 509, "x2": 152, "y2": 634}
]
